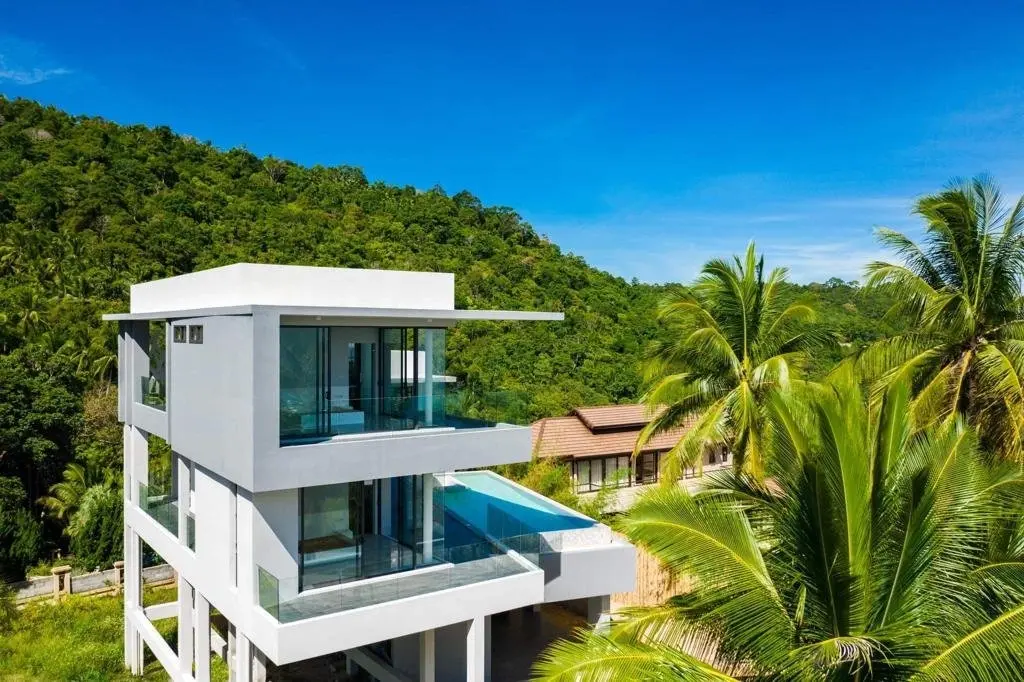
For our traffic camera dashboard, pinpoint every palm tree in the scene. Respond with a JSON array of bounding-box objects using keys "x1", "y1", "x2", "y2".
[
  {"x1": 636, "y1": 243, "x2": 823, "y2": 479},
  {"x1": 863, "y1": 176, "x2": 1024, "y2": 462},
  {"x1": 38, "y1": 463, "x2": 115, "y2": 524},
  {"x1": 535, "y1": 373, "x2": 1024, "y2": 680}
]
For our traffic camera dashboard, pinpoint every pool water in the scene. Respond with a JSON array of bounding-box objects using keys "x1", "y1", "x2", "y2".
[{"x1": 444, "y1": 471, "x2": 595, "y2": 536}]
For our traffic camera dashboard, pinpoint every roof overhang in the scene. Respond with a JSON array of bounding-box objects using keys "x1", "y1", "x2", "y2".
[{"x1": 102, "y1": 305, "x2": 564, "y2": 324}]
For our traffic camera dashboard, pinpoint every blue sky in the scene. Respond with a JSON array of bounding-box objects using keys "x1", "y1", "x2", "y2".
[{"x1": 3, "y1": 1, "x2": 1024, "y2": 283}]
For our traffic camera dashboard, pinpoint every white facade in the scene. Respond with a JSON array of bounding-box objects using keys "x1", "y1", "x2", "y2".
[{"x1": 108, "y1": 264, "x2": 635, "y2": 682}]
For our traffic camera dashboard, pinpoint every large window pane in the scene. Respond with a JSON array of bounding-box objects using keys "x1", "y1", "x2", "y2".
[{"x1": 280, "y1": 327, "x2": 323, "y2": 439}]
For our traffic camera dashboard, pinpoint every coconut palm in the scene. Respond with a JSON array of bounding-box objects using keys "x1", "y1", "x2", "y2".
[
  {"x1": 534, "y1": 373, "x2": 1024, "y2": 681},
  {"x1": 863, "y1": 176, "x2": 1024, "y2": 462},
  {"x1": 38, "y1": 462, "x2": 115, "y2": 523},
  {"x1": 636, "y1": 242, "x2": 824, "y2": 479}
]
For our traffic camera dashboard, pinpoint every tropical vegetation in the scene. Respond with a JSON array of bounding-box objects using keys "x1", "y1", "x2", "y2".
[
  {"x1": 535, "y1": 372, "x2": 1024, "y2": 680},
  {"x1": 863, "y1": 176, "x2": 1024, "y2": 463},
  {"x1": 0, "y1": 96, "x2": 900, "y2": 580},
  {"x1": 634, "y1": 243, "x2": 828, "y2": 480}
]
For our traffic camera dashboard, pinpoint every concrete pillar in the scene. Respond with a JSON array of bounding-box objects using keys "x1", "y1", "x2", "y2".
[
  {"x1": 252, "y1": 647, "x2": 268, "y2": 682},
  {"x1": 195, "y1": 592, "x2": 211, "y2": 682},
  {"x1": 124, "y1": 529, "x2": 143, "y2": 675},
  {"x1": 234, "y1": 633, "x2": 252, "y2": 682},
  {"x1": 587, "y1": 595, "x2": 612, "y2": 630},
  {"x1": 467, "y1": 617, "x2": 486, "y2": 681},
  {"x1": 227, "y1": 624, "x2": 237, "y2": 682},
  {"x1": 345, "y1": 654, "x2": 358, "y2": 676},
  {"x1": 422, "y1": 474, "x2": 434, "y2": 563},
  {"x1": 178, "y1": 576, "x2": 194, "y2": 677},
  {"x1": 419, "y1": 629, "x2": 435, "y2": 682}
]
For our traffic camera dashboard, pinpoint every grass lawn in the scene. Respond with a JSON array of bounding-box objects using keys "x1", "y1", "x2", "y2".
[{"x1": 0, "y1": 585, "x2": 229, "y2": 681}]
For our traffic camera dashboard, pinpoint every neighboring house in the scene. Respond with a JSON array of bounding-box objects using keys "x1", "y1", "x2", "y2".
[
  {"x1": 106, "y1": 264, "x2": 636, "y2": 682},
  {"x1": 532, "y1": 405, "x2": 731, "y2": 511}
]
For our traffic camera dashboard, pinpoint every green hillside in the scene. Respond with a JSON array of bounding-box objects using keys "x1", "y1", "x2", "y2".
[{"x1": 0, "y1": 97, "x2": 897, "y2": 579}]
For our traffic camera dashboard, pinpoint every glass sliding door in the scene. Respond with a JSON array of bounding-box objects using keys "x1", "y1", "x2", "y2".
[{"x1": 299, "y1": 475, "x2": 436, "y2": 590}]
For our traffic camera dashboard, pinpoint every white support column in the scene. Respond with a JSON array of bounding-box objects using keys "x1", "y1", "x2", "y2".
[
  {"x1": 419, "y1": 629, "x2": 435, "y2": 682},
  {"x1": 194, "y1": 592, "x2": 211, "y2": 682},
  {"x1": 177, "y1": 576, "x2": 194, "y2": 677},
  {"x1": 467, "y1": 617, "x2": 486, "y2": 682},
  {"x1": 227, "y1": 624, "x2": 237, "y2": 682},
  {"x1": 123, "y1": 527, "x2": 143, "y2": 675},
  {"x1": 422, "y1": 474, "x2": 434, "y2": 563},
  {"x1": 587, "y1": 595, "x2": 612, "y2": 630},
  {"x1": 234, "y1": 633, "x2": 252, "y2": 682},
  {"x1": 252, "y1": 647, "x2": 268, "y2": 682}
]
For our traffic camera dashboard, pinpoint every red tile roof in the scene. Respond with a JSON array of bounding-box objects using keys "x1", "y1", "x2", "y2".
[{"x1": 532, "y1": 405, "x2": 695, "y2": 460}]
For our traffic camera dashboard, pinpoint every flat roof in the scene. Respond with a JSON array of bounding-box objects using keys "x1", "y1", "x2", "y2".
[{"x1": 102, "y1": 305, "x2": 563, "y2": 323}]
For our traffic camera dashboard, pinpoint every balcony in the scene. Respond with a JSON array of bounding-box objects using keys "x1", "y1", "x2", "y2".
[
  {"x1": 258, "y1": 540, "x2": 534, "y2": 623},
  {"x1": 138, "y1": 482, "x2": 178, "y2": 536},
  {"x1": 279, "y1": 391, "x2": 528, "y2": 445}
]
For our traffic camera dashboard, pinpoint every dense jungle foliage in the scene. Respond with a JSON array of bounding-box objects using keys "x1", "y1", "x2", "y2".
[{"x1": 0, "y1": 97, "x2": 900, "y2": 579}]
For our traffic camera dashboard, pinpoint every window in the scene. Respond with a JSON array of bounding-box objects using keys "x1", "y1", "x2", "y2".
[
  {"x1": 636, "y1": 452, "x2": 659, "y2": 485},
  {"x1": 173, "y1": 325, "x2": 187, "y2": 343},
  {"x1": 188, "y1": 325, "x2": 203, "y2": 344}
]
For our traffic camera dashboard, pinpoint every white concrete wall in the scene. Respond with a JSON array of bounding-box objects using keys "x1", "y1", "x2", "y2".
[
  {"x1": 252, "y1": 490, "x2": 301, "y2": 598},
  {"x1": 541, "y1": 542, "x2": 637, "y2": 603},
  {"x1": 169, "y1": 315, "x2": 256, "y2": 489},
  {"x1": 194, "y1": 468, "x2": 239, "y2": 590},
  {"x1": 131, "y1": 264, "x2": 455, "y2": 314}
]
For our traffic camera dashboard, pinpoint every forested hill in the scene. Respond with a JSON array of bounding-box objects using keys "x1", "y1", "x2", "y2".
[
  {"x1": 0, "y1": 96, "x2": 901, "y2": 577},
  {"x1": 0, "y1": 96, "x2": 667, "y2": 416}
]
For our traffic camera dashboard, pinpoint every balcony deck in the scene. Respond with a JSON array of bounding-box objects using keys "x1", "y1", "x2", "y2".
[{"x1": 275, "y1": 553, "x2": 529, "y2": 623}]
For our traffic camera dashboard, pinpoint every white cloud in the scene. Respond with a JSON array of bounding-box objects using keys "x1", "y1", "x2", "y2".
[
  {"x1": 0, "y1": 57, "x2": 70, "y2": 85},
  {"x1": 0, "y1": 36, "x2": 71, "y2": 85},
  {"x1": 527, "y1": 193, "x2": 920, "y2": 285}
]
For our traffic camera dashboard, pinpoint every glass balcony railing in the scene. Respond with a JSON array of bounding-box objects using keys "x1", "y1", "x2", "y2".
[
  {"x1": 279, "y1": 389, "x2": 531, "y2": 444},
  {"x1": 257, "y1": 540, "x2": 534, "y2": 623},
  {"x1": 138, "y1": 376, "x2": 166, "y2": 411},
  {"x1": 138, "y1": 482, "x2": 178, "y2": 536}
]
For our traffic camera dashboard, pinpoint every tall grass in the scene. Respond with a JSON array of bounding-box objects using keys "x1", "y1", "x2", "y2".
[{"x1": 0, "y1": 586, "x2": 228, "y2": 681}]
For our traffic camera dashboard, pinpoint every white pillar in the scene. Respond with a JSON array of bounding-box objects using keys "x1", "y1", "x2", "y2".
[
  {"x1": 467, "y1": 617, "x2": 486, "y2": 681},
  {"x1": 252, "y1": 647, "x2": 268, "y2": 682},
  {"x1": 234, "y1": 633, "x2": 252, "y2": 682},
  {"x1": 227, "y1": 625, "x2": 237, "y2": 682},
  {"x1": 195, "y1": 592, "x2": 211, "y2": 682},
  {"x1": 587, "y1": 595, "x2": 612, "y2": 630},
  {"x1": 420, "y1": 629, "x2": 435, "y2": 682},
  {"x1": 422, "y1": 474, "x2": 434, "y2": 563},
  {"x1": 424, "y1": 332, "x2": 434, "y2": 426},
  {"x1": 123, "y1": 528, "x2": 143, "y2": 675},
  {"x1": 178, "y1": 576, "x2": 194, "y2": 677}
]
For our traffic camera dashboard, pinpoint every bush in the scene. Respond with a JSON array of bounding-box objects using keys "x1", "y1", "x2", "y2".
[
  {"x1": 69, "y1": 486, "x2": 123, "y2": 570},
  {"x1": 0, "y1": 477, "x2": 44, "y2": 581}
]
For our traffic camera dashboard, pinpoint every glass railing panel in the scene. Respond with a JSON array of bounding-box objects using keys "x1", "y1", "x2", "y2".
[
  {"x1": 279, "y1": 389, "x2": 531, "y2": 444},
  {"x1": 257, "y1": 566, "x2": 280, "y2": 620},
  {"x1": 257, "y1": 539, "x2": 533, "y2": 623},
  {"x1": 138, "y1": 482, "x2": 179, "y2": 537},
  {"x1": 138, "y1": 376, "x2": 166, "y2": 411}
]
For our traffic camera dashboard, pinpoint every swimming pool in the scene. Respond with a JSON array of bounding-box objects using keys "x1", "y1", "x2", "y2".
[{"x1": 443, "y1": 471, "x2": 596, "y2": 537}]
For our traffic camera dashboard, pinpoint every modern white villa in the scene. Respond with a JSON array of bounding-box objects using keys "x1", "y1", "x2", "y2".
[{"x1": 105, "y1": 263, "x2": 636, "y2": 682}]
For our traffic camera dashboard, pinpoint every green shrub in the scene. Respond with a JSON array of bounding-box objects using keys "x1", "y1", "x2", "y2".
[{"x1": 69, "y1": 487, "x2": 123, "y2": 570}]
